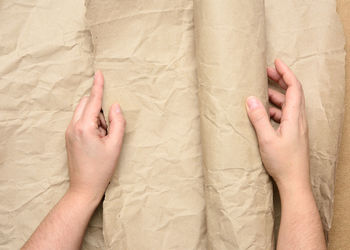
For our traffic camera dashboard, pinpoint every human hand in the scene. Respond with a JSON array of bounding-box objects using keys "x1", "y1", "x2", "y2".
[
  {"x1": 245, "y1": 59, "x2": 310, "y2": 194},
  {"x1": 65, "y1": 71, "x2": 126, "y2": 204}
]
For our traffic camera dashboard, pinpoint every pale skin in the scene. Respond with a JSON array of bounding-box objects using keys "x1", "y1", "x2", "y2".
[
  {"x1": 23, "y1": 59, "x2": 326, "y2": 249},
  {"x1": 22, "y1": 71, "x2": 126, "y2": 250},
  {"x1": 246, "y1": 59, "x2": 326, "y2": 250}
]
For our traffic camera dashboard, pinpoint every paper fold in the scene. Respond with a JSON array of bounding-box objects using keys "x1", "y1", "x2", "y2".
[{"x1": 194, "y1": 0, "x2": 274, "y2": 249}]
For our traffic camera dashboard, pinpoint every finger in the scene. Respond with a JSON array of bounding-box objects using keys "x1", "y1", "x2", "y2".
[
  {"x1": 269, "y1": 107, "x2": 282, "y2": 123},
  {"x1": 274, "y1": 59, "x2": 300, "y2": 89},
  {"x1": 99, "y1": 110, "x2": 108, "y2": 131},
  {"x1": 267, "y1": 67, "x2": 288, "y2": 89},
  {"x1": 268, "y1": 88, "x2": 285, "y2": 108},
  {"x1": 106, "y1": 103, "x2": 126, "y2": 149},
  {"x1": 274, "y1": 59, "x2": 303, "y2": 123},
  {"x1": 246, "y1": 96, "x2": 276, "y2": 144},
  {"x1": 83, "y1": 70, "x2": 104, "y2": 120},
  {"x1": 98, "y1": 126, "x2": 107, "y2": 137},
  {"x1": 72, "y1": 96, "x2": 89, "y2": 123}
]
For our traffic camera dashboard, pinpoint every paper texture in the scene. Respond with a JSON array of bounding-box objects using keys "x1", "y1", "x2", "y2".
[
  {"x1": 0, "y1": 0, "x2": 346, "y2": 249},
  {"x1": 329, "y1": 0, "x2": 350, "y2": 248},
  {"x1": 0, "y1": 0, "x2": 105, "y2": 249},
  {"x1": 86, "y1": 0, "x2": 206, "y2": 249},
  {"x1": 265, "y1": 0, "x2": 346, "y2": 238},
  {"x1": 194, "y1": 0, "x2": 274, "y2": 249}
]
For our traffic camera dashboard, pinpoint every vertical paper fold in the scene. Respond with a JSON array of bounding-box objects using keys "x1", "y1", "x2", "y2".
[
  {"x1": 86, "y1": 0, "x2": 206, "y2": 249},
  {"x1": 194, "y1": 0, "x2": 274, "y2": 249},
  {"x1": 265, "y1": 0, "x2": 346, "y2": 240},
  {"x1": 329, "y1": 1, "x2": 350, "y2": 248}
]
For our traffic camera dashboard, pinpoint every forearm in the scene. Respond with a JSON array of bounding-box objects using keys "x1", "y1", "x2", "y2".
[
  {"x1": 277, "y1": 182, "x2": 326, "y2": 250},
  {"x1": 22, "y1": 189, "x2": 100, "y2": 250}
]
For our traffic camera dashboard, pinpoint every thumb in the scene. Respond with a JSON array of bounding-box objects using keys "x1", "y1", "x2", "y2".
[
  {"x1": 246, "y1": 96, "x2": 275, "y2": 143},
  {"x1": 106, "y1": 103, "x2": 126, "y2": 149}
]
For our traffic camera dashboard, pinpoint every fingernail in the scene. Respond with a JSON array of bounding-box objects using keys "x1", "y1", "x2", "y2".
[
  {"x1": 247, "y1": 96, "x2": 259, "y2": 111},
  {"x1": 116, "y1": 104, "x2": 121, "y2": 113}
]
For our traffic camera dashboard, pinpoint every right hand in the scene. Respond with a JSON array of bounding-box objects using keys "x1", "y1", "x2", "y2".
[{"x1": 245, "y1": 59, "x2": 310, "y2": 193}]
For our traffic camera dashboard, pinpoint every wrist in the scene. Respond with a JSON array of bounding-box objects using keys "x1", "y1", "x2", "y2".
[
  {"x1": 66, "y1": 186, "x2": 103, "y2": 208},
  {"x1": 273, "y1": 162, "x2": 312, "y2": 198},
  {"x1": 276, "y1": 177, "x2": 313, "y2": 199}
]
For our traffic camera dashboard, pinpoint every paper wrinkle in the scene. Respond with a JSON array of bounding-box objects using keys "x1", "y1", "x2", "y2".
[
  {"x1": 194, "y1": 0, "x2": 274, "y2": 249},
  {"x1": 265, "y1": 0, "x2": 346, "y2": 237},
  {"x1": 86, "y1": 0, "x2": 206, "y2": 249},
  {"x1": 0, "y1": 0, "x2": 106, "y2": 249},
  {"x1": 0, "y1": 0, "x2": 346, "y2": 249}
]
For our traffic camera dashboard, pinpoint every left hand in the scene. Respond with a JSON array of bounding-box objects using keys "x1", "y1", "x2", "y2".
[{"x1": 65, "y1": 71, "x2": 126, "y2": 203}]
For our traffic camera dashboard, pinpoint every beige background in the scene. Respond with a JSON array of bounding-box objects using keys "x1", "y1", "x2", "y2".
[
  {"x1": 0, "y1": 1, "x2": 347, "y2": 249},
  {"x1": 329, "y1": 0, "x2": 350, "y2": 249}
]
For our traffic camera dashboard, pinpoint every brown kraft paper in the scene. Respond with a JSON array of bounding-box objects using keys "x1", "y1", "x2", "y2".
[{"x1": 194, "y1": 0, "x2": 274, "y2": 249}]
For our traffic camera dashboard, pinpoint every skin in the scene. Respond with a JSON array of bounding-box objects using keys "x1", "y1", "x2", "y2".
[
  {"x1": 246, "y1": 59, "x2": 326, "y2": 250},
  {"x1": 23, "y1": 59, "x2": 326, "y2": 249},
  {"x1": 22, "y1": 71, "x2": 126, "y2": 250}
]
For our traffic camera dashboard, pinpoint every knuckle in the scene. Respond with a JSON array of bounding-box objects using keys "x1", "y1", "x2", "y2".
[
  {"x1": 260, "y1": 135, "x2": 274, "y2": 146},
  {"x1": 73, "y1": 121, "x2": 87, "y2": 136},
  {"x1": 251, "y1": 109, "x2": 265, "y2": 123}
]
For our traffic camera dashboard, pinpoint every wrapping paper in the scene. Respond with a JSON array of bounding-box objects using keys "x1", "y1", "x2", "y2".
[
  {"x1": 194, "y1": 0, "x2": 273, "y2": 249},
  {"x1": 86, "y1": 0, "x2": 206, "y2": 249},
  {"x1": 329, "y1": 0, "x2": 350, "y2": 248},
  {"x1": 265, "y1": 0, "x2": 346, "y2": 238},
  {"x1": 0, "y1": 1, "x2": 105, "y2": 249},
  {"x1": 0, "y1": 0, "x2": 346, "y2": 249}
]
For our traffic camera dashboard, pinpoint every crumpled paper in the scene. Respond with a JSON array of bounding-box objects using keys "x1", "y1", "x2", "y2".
[
  {"x1": 0, "y1": 0, "x2": 105, "y2": 249},
  {"x1": 329, "y1": 1, "x2": 350, "y2": 248},
  {"x1": 194, "y1": 0, "x2": 274, "y2": 249},
  {"x1": 0, "y1": 0, "x2": 345, "y2": 249},
  {"x1": 86, "y1": 0, "x2": 206, "y2": 249},
  {"x1": 265, "y1": 0, "x2": 346, "y2": 241}
]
